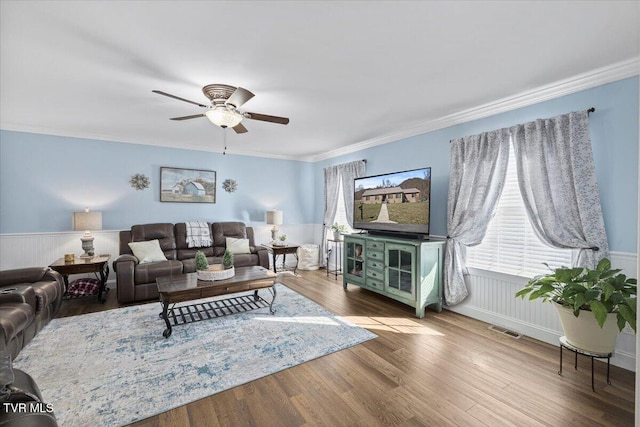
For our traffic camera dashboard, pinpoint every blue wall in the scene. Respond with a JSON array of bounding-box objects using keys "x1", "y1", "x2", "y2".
[
  {"x1": 1, "y1": 77, "x2": 638, "y2": 253},
  {"x1": 0, "y1": 132, "x2": 314, "y2": 233},
  {"x1": 314, "y1": 77, "x2": 639, "y2": 253}
]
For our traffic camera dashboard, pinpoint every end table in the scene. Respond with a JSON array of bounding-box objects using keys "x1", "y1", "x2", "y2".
[
  {"x1": 261, "y1": 243, "x2": 300, "y2": 273},
  {"x1": 49, "y1": 255, "x2": 111, "y2": 303}
]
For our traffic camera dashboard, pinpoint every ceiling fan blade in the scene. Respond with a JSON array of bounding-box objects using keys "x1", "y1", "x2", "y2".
[
  {"x1": 153, "y1": 90, "x2": 208, "y2": 108},
  {"x1": 232, "y1": 122, "x2": 249, "y2": 134},
  {"x1": 244, "y1": 112, "x2": 290, "y2": 125},
  {"x1": 170, "y1": 114, "x2": 206, "y2": 121},
  {"x1": 226, "y1": 87, "x2": 255, "y2": 109}
]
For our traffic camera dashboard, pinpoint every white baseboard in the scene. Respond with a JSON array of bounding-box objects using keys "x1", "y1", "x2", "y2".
[
  {"x1": 447, "y1": 250, "x2": 638, "y2": 372},
  {"x1": 446, "y1": 304, "x2": 636, "y2": 371}
]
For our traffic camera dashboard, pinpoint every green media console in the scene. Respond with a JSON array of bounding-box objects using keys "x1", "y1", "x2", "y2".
[{"x1": 342, "y1": 233, "x2": 445, "y2": 318}]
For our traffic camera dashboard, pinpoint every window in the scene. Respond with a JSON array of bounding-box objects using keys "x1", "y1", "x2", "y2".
[{"x1": 466, "y1": 139, "x2": 573, "y2": 278}]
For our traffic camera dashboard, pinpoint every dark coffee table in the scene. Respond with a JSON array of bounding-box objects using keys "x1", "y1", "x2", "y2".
[{"x1": 156, "y1": 266, "x2": 277, "y2": 338}]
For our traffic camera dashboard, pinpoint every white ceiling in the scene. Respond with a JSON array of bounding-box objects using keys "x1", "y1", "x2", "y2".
[{"x1": 1, "y1": 1, "x2": 639, "y2": 161}]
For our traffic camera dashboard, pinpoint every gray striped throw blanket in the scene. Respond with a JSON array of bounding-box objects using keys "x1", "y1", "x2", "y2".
[{"x1": 185, "y1": 221, "x2": 212, "y2": 248}]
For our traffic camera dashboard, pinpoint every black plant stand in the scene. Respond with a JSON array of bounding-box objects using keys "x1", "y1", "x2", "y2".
[{"x1": 558, "y1": 336, "x2": 612, "y2": 391}]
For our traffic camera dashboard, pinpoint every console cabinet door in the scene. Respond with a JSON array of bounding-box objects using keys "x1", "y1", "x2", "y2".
[
  {"x1": 343, "y1": 236, "x2": 365, "y2": 285},
  {"x1": 385, "y1": 243, "x2": 416, "y2": 301}
]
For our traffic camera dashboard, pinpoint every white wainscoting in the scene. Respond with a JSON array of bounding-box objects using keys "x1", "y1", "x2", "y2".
[
  {"x1": 0, "y1": 230, "x2": 122, "y2": 284},
  {"x1": 447, "y1": 251, "x2": 638, "y2": 371},
  {"x1": 0, "y1": 224, "x2": 320, "y2": 282}
]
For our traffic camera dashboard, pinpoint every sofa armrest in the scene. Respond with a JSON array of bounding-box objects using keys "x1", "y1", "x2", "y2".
[
  {"x1": 113, "y1": 255, "x2": 138, "y2": 304},
  {"x1": 0, "y1": 286, "x2": 36, "y2": 311},
  {"x1": 254, "y1": 246, "x2": 269, "y2": 269},
  {"x1": 0, "y1": 268, "x2": 49, "y2": 288}
]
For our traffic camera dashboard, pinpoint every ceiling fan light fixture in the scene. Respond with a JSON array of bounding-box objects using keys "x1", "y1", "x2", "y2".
[{"x1": 205, "y1": 108, "x2": 243, "y2": 128}]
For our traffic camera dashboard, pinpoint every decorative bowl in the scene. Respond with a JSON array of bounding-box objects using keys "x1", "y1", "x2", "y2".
[{"x1": 197, "y1": 265, "x2": 235, "y2": 281}]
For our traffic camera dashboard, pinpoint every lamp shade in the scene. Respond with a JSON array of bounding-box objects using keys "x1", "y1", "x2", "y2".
[
  {"x1": 72, "y1": 210, "x2": 102, "y2": 232},
  {"x1": 266, "y1": 210, "x2": 283, "y2": 226}
]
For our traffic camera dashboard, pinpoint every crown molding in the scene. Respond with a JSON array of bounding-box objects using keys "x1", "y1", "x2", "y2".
[
  {"x1": 307, "y1": 57, "x2": 640, "y2": 163},
  {"x1": 3, "y1": 58, "x2": 638, "y2": 163},
  {"x1": 0, "y1": 123, "x2": 304, "y2": 162}
]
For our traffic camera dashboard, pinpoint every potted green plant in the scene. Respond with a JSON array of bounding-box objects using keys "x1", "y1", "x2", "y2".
[
  {"x1": 195, "y1": 251, "x2": 215, "y2": 281},
  {"x1": 516, "y1": 258, "x2": 637, "y2": 353},
  {"x1": 222, "y1": 249, "x2": 234, "y2": 269},
  {"x1": 211, "y1": 249, "x2": 235, "y2": 280},
  {"x1": 331, "y1": 223, "x2": 347, "y2": 240}
]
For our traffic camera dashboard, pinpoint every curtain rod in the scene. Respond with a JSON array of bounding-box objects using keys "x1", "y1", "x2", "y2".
[{"x1": 448, "y1": 108, "x2": 596, "y2": 143}]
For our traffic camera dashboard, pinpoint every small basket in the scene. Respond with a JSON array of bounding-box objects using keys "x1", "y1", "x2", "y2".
[{"x1": 197, "y1": 265, "x2": 235, "y2": 281}]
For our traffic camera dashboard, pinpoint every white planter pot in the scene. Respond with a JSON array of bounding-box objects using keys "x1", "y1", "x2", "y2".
[
  {"x1": 333, "y1": 231, "x2": 341, "y2": 240},
  {"x1": 554, "y1": 302, "x2": 619, "y2": 354}
]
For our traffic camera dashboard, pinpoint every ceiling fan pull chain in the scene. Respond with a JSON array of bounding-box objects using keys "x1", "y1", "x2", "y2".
[{"x1": 223, "y1": 129, "x2": 227, "y2": 155}]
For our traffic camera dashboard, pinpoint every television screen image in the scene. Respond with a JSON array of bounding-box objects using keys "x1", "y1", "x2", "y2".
[{"x1": 353, "y1": 167, "x2": 431, "y2": 236}]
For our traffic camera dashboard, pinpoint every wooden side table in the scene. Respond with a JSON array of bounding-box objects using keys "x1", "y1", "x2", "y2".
[
  {"x1": 326, "y1": 238, "x2": 343, "y2": 279},
  {"x1": 49, "y1": 255, "x2": 111, "y2": 303},
  {"x1": 261, "y1": 243, "x2": 300, "y2": 273}
]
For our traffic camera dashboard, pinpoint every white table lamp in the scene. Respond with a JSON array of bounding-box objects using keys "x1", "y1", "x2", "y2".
[
  {"x1": 72, "y1": 208, "x2": 102, "y2": 258},
  {"x1": 266, "y1": 210, "x2": 283, "y2": 242}
]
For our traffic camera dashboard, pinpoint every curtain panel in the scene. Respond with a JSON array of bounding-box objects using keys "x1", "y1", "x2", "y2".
[
  {"x1": 510, "y1": 110, "x2": 609, "y2": 267},
  {"x1": 445, "y1": 129, "x2": 510, "y2": 305},
  {"x1": 320, "y1": 160, "x2": 366, "y2": 267},
  {"x1": 445, "y1": 109, "x2": 609, "y2": 306}
]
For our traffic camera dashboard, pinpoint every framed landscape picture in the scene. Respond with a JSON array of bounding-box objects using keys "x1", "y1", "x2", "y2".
[{"x1": 160, "y1": 167, "x2": 216, "y2": 203}]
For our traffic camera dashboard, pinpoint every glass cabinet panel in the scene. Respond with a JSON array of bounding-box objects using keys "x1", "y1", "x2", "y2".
[
  {"x1": 386, "y1": 244, "x2": 415, "y2": 297},
  {"x1": 344, "y1": 239, "x2": 364, "y2": 278}
]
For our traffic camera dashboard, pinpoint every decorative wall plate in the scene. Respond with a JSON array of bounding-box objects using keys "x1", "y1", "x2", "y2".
[
  {"x1": 130, "y1": 173, "x2": 150, "y2": 190},
  {"x1": 222, "y1": 178, "x2": 238, "y2": 193}
]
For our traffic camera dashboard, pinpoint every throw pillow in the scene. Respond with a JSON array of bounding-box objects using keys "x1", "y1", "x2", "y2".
[
  {"x1": 226, "y1": 237, "x2": 251, "y2": 254},
  {"x1": 128, "y1": 239, "x2": 168, "y2": 264}
]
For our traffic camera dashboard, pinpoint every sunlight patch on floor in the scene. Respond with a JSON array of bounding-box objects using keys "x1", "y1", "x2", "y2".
[{"x1": 341, "y1": 316, "x2": 444, "y2": 335}]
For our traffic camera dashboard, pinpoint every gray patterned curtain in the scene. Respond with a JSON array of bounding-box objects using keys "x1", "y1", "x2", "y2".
[
  {"x1": 445, "y1": 129, "x2": 510, "y2": 305},
  {"x1": 320, "y1": 160, "x2": 366, "y2": 267},
  {"x1": 510, "y1": 110, "x2": 609, "y2": 267}
]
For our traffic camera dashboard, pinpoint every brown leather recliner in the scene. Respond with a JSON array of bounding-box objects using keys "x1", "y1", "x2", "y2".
[
  {"x1": 0, "y1": 268, "x2": 64, "y2": 359},
  {"x1": 1, "y1": 351, "x2": 58, "y2": 427},
  {"x1": 113, "y1": 223, "x2": 183, "y2": 304},
  {"x1": 113, "y1": 222, "x2": 268, "y2": 304}
]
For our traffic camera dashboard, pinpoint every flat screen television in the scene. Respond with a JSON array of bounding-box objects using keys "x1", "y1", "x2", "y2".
[{"x1": 353, "y1": 167, "x2": 431, "y2": 237}]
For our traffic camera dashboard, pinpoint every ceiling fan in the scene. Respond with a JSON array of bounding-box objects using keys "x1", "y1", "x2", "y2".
[{"x1": 152, "y1": 84, "x2": 289, "y2": 134}]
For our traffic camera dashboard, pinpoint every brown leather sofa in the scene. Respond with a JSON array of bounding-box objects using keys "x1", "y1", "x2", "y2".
[
  {"x1": 0, "y1": 268, "x2": 64, "y2": 359},
  {"x1": 113, "y1": 221, "x2": 269, "y2": 304}
]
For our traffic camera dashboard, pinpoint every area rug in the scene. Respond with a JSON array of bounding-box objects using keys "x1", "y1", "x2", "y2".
[{"x1": 13, "y1": 283, "x2": 376, "y2": 426}]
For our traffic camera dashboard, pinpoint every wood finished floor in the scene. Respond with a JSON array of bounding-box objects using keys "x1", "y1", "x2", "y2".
[{"x1": 57, "y1": 270, "x2": 635, "y2": 427}]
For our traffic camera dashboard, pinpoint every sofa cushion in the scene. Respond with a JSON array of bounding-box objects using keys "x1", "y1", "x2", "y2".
[
  {"x1": 134, "y1": 260, "x2": 183, "y2": 285},
  {"x1": 182, "y1": 256, "x2": 222, "y2": 273},
  {"x1": 212, "y1": 222, "x2": 247, "y2": 256},
  {"x1": 130, "y1": 223, "x2": 177, "y2": 260},
  {"x1": 226, "y1": 237, "x2": 251, "y2": 254},
  {"x1": 233, "y1": 254, "x2": 260, "y2": 268},
  {"x1": 129, "y1": 240, "x2": 168, "y2": 264}
]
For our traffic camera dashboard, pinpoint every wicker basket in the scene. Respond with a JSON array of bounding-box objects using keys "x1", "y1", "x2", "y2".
[{"x1": 197, "y1": 265, "x2": 235, "y2": 281}]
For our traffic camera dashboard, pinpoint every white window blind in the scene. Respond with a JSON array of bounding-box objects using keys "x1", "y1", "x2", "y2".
[{"x1": 466, "y1": 139, "x2": 573, "y2": 278}]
